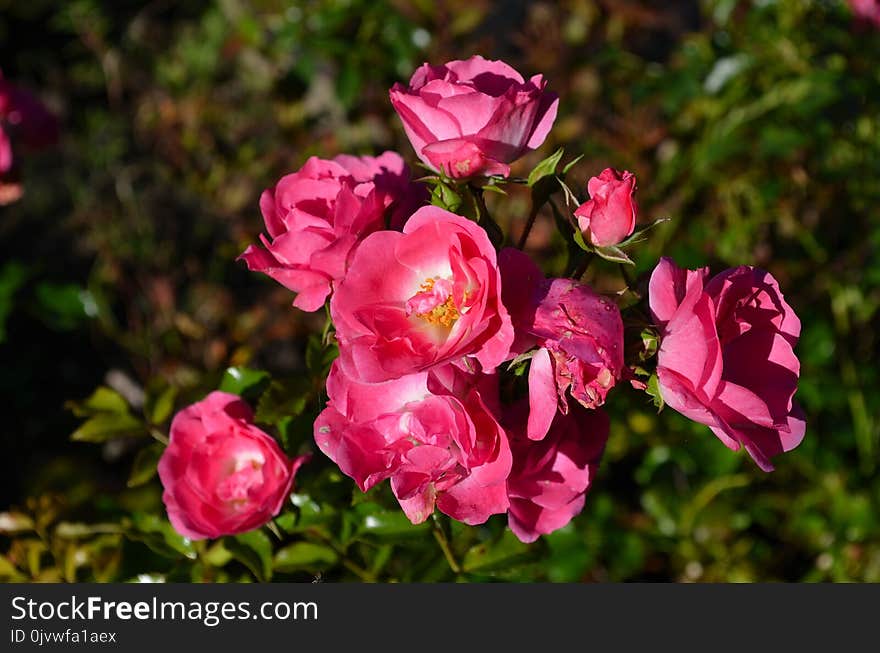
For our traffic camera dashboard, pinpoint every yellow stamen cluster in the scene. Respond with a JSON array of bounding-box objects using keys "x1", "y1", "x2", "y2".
[{"x1": 416, "y1": 278, "x2": 460, "y2": 328}]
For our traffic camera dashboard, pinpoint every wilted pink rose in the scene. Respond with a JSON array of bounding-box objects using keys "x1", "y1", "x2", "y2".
[
  {"x1": 239, "y1": 152, "x2": 423, "y2": 311},
  {"x1": 158, "y1": 391, "x2": 308, "y2": 540},
  {"x1": 507, "y1": 402, "x2": 608, "y2": 543},
  {"x1": 574, "y1": 168, "x2": 638, "y2": 248},
  {"x1": 500, "y1": 248, "x2": 624, "y2": 440},
  {"x1": 314, "y1": 362, "x2": 511, "y2": 525},
  {"x1": 850, "y1": 0, "x2": 880, "y2": 28},
  {"x1": 649, "y1": 257, "x2": 805, "y2": 471},
  {"x1": 331, "y1": 206, "x2": 514, "y2": 382},
  {"x1": 389, "y1": 55, "x2": 558, "y2": 179}
]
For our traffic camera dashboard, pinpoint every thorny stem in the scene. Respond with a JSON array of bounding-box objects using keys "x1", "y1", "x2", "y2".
[{"x1": 431, "y1": 514, "x2": 461, "y2": 574}]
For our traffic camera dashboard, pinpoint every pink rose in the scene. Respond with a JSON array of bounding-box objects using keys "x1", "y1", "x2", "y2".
[
  {"x1": 649, "y1": 258, "x2": 805, "y2": 471},
  {"x1": 507, "y1": 402, "x2": 608, "y2": 543},
  {"x1": 158, "y1": 391, "x2": 308, "y2": 540},
  {"x1": 389, "y1": 55, "x2": 558, "y2": 179},
  {"x1": 0, "y1": 72, "x2": 59, "y2": 206},
  {"x1": 239, "y1": 152, "x2": 422, "y2": 311},
  {"x1": 330, "y1": 151, "x2": 427, "y2": 229},
  {"x1": 314, "y1": 362, "x2": 511, "y2": 525},
  {"x1": 574, "y1": 168, "x2": 638, "y2": 247},
  {"x1": 500, "y1": 248, "x2": 624, "y2": 440},
  {"x1": 0, "y1": 73, "x2": 59, "y2": 149},
  {"x1": 850, "y1": 0, "x2": 880, "y2": 28},
  {"x1": 331, "y1": 206, "x2": 514, "y2": 382}
]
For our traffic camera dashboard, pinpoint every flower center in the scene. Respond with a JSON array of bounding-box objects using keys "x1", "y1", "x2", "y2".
[
  {"x1": 216, "y1": 455, "x2": 265, "y2": 506},
  {"x1": 405, "y1": 277, "x2": 460, "y2": 328}
]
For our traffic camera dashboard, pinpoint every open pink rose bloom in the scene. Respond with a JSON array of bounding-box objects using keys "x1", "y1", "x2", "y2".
[
  {"x1": 390, "y1": 55, "x2": 558, "y2": 179},
  {"x1": 239, "y1": 152, "x2": 424, "y2": 311},
  {"x1": 649, "y1": 258, "x2": 805, "y2": 471},
  {"x1": 331, "y1": 205, "x2": 514, "y2": 382},
  {"x1": 158, "y1": 392, "x2": 309, "y2": 540}
]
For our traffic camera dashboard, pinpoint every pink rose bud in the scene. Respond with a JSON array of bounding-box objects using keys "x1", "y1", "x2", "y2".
[
  {"x1": 239, "y1": 152, "x2": 423, "y2": 312},
  {"x1": 389, "y1": 55, "x2": 558, "y2": 179},
  {"x1": 158, "y1": 391, "x2": 309, "y2": 540},
  {"x1": 499, "y1": 248, "x2": 624, "y2": 441},
  {"x1": 649, "y1": 258, "x2": 805, "y2": 471},
  {"x1": 314, "y1": 362, "x2": 511, "y2": 525},
  {"x1": 574, "y1": 168, "x2": 638, "y2": 247},
  {"x1": 507, "y1": 402, "x2": 608, "y2": 543},
  {"x1": 331, "y1": 205, "x2": 514, "y2": 382}
]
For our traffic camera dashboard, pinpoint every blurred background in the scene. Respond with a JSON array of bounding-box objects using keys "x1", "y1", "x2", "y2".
[{"x1": 1, "y1": 0, "x2": 878, "y2": 582}]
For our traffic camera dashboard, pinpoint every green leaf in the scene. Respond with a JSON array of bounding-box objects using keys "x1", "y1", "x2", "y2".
[
  {"x1": 616, "y1": 217, "x2": 671, "y2": 249},
  {"x1": 125, "y1": 513, "x2": 196, "y2": 560},
  {"x1": 0, "y1": 554, "x2": 25, "y2": 581},
  {"x1": 646, "y1": 373, "x2": 665, "y2": 412},
  {"x1": 225, "y1": 530, "x2": 274, "y2": 581},
  {"x1": 0, "y1": 260, "x2": 28, "y2": 344},
  {"x1": 572, "y1": 228, "x2": 591, "y2": 252},
  {"x1": 527, "y1": 147, "x2": 564, "y2": 187},
  {"x1": 71, "y1": 412, "x2": 146, "y2": 443},
  {"x1": 33, "y1": 282, "x2": 95, "y2": 331},
  {"x1": 430, "y1": 180, "x2": 462, "y2": 213},
  {"x1": 593, "y1": 244, "x2": 635, "y2": 265},
  {"x1": 356, "y1": 508, "x2": 430, "y2": 539},
  {"x1": 54, "y1": 522, "x2": 122, "y2": 538},
  {"x1": 556, "y1": 177, "x2": 581, "y2": 208},
  {"x1": 462, "y1": 530, "x2": 537, "y2": 573},
  {"x1": 561, "y1": 153, "x2": 585, "y2": 175},
  {"x1": 144, "y1": 382, "x2": 177, "y2": 425},
  {"x1": 273, "y1": 541, "x2": 338, "y2": 572},
  {"x1": 640, "y1": 328, "x2": 659, "y2": 360},
  {"x1": 219, "y1": 366, "x2": 270, "y2": 399},
  {"x1": 66, "y1": 386, "x2": 130, "y2": 417},
  {"x1": 254, "y1": 378, "x2": 312, "y2": 427},
  {"x1": 127, "y1": 443, "x2": 165, "y2": 487},
  {"x1": 0, "y1": 511, "x2": 35, "y2": 534}
]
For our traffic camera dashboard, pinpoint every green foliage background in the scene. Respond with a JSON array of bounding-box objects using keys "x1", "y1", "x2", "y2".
[{"x1": 1, "y1": 0, "x2": 878, "y2": 582}]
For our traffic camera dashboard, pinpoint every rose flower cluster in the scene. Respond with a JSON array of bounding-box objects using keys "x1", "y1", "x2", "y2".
[{"x1": 158, "y1": 56, "x2": 804, "y2": 545}]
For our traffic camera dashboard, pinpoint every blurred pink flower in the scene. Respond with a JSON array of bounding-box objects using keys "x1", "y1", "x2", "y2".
[
  {"x1": 0, "y1": 71, "x2": 59, "y2": 205},
  {"x1": 390, "y1": 55, "x2": 558, "y2": 178},
  {"x1": 850, "y1": 0, "x2": 880, "y2": 28},
  {"x1": 158, "y1": 391, "x2": 308, "y2": 540},
  {"x1": 649, "y1": 257, "x2": 805, "y2": 471}
]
